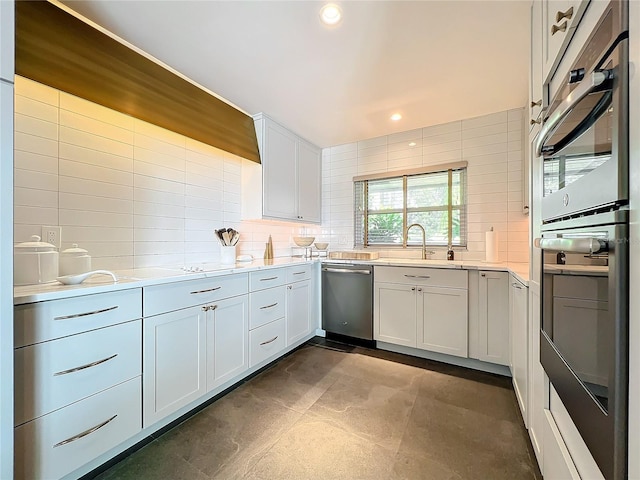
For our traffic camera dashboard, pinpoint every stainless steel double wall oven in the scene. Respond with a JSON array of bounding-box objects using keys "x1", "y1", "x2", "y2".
[{"x1": 534, "y1": 1, "x2": 629, "y2": 479}]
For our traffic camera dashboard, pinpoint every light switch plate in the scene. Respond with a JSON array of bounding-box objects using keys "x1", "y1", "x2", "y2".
[{"x1": 41, "y1": 225, "x2": 61, "y2": 249}]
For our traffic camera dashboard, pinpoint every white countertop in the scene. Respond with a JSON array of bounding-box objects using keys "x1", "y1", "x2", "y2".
[{"x1": 14, "y1": 256, "x2": 530, "y2": 305}]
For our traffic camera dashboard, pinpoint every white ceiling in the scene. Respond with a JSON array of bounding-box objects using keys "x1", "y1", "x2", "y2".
[{"x1": 61, "y1": 0, "x2": 531, "y2": 148}]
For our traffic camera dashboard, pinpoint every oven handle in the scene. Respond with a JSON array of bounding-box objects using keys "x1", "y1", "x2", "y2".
[
  {"x1": 534, "y1": 237, "x2": 607, "y2": 254},
  {"x1": 534, "y1": 70, "x2": 609, "y2": 157}
]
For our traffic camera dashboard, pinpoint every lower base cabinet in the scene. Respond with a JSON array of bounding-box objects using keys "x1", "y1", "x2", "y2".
[
  {"x1": 143, "y1": 305, "x2": 207, "y2": 428},
  {"x1": 249, "y1": 317, "x2": 286, "y2": 367},
  {"x1": 510, "y1": 275, "x2": 529, "y2": 426},
  {"x1": 15, "y1": 377, "x2": 141, "y2": 480},
  {"x1": 417, "y1": 286, "x2": 468, "y2": 357},
  {"x1": 375, "y1": 282, "x2": 417, "y2": 347},
  {"x1": 206, "y1": 296, "x2": 249, "y2": 390},
  {"x1": 286, "y1": 279, "x2": 311, "y2": 346}
]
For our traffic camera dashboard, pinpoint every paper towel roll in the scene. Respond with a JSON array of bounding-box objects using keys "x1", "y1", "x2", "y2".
[{"x1": 485, "y1": 230, "x2": 499, "y2": 263}]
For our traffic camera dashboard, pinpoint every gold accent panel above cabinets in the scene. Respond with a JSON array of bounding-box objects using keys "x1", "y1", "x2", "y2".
[{"x1": 15, "y1": 1, "x2": 261, "y2": 163}]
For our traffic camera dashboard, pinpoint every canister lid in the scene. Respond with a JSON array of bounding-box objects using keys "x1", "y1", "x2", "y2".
[
  {"x1": 14, "y1": 235, "x2": 56, "y2": 252},
  {"x1": 61, "y1": 243, "x2": 89, "y2": 256}
]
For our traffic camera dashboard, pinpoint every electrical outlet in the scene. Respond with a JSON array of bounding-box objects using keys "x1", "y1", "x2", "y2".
[{"x1": 41, "y1": 226, "x2": 61, "y2": 249}]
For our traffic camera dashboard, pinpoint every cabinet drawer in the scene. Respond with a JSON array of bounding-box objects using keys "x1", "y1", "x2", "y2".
[
  {"x1": 249, "y1": 318, "x2": 286, "y2": 367},
  {"x1": 14, "y1": 288, "x2": 141, "y2": 348},
  {"x1": 144, "y1": 273, "x2": 248, "y2": 317},
  {"x1": 249, "y1": 268, "x2": 287, "y2": 291},
  {"x1": 374, "y1": 266, "x2": 468, "y2": 289},
  {"x1": 249, "y1": 286, "x2": 285, "y2": 330},
  {"x1": 286, "y1": 264, "x2": 312, "y2": 283},
  {"x1": 15, "y1": 376, "x2": 141, "y2": 480},
  {"x1": 15, "y1": 319, "x2": 141, "y2": 426}
]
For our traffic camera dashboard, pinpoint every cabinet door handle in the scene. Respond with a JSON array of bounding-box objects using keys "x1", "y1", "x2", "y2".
[
  {"x1": 292, "y1": 271, "x2": 305, "y2": 275},
  {"x1": 404, "y1": 274, "x2": 430, "y2": 279},
  {"x1": 202, "y1": 305, "x2": 209, "y2": 311},
  {"x1": 190, "y1": 286, "x2": 221, "y2": 295},
  {"x1": 54, "y1": 305, "x2": 118, "y2": 321},
  {"x1": 530, "y1": 118, "x2": 541, "y2": 125},
  {"x1": 53, "y1": 354, "x2": 118, "y2": 376},
  {"x1": 260, "y1": 277, "x2": 278, "y2": 282},
  {"x1": 512, "y1": 283, "x2": 524, "y2": 289},
  {"x1": 260, "y1": 336, "x2": 278, "y2": 346},
  {"x1": 417, "y1": 288, "x2": 422, "y2": 292},
  {"x1": 555, "y1": 6, "x2": 573, "y2": 23},
  {"x1": 260, "y1": 302, "x2": 278, "y2": 310},
  {"x1": 411, "y1": 287, "x2": 416, "y2": 291},
  {"x1": 551, "y1": 20, "x2": 567, "y2": 35},
  {"x1": 481, "y1": 273, "x2": 486, "y2": 277},
  {"x1": 53, "y1": 414, "x2": 117, "y2": 448},
  {"x1": 530, "y1": 99, "x2": 542, "y2": 108}
]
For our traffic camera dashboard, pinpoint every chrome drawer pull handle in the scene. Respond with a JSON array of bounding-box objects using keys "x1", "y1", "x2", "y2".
[
  {"x1": 260, "y1": 336, "x2": 278, "y2": 346},
  {"x1": 190, "y1": 286, "x2": 221, "y2": 294},
  {"x1": 530, "y1": 99, "x2": 542, "y2": 108},
  {"x1": 53, "y1": 354, "x2": 118, "y2": 376},
  {"x1": 54, "y1": 306, "x2": 118, "y2": 321},
  {"x1": 53, "y1": 414, "x2": 117, "y2": 448},
  {"x1": 404, "y1": 274, "x2": 431, "y2": 279},
  {"x1": 292, "y1": 271, "x2": 305, "y2": 275},
  {"x1": 555, "y1": 6, "x2": 573, "y2": 23},
  {"x1": 260, "y1": 276, "x2": 278, "y2": 281},
  {"x1": 551, "y1": 20, "x2": 567, "y2": 35},
  {"x1": 260, "y1": 303, "x2": 278, "y2": 310},
  {"x1": 512, "y1": 283, "x2": 524, "y2": 289}
]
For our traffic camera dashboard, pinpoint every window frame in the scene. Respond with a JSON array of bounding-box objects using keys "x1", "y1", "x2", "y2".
[{"x1": 354, "y1": 163, "x2": 468, "y2": 248}]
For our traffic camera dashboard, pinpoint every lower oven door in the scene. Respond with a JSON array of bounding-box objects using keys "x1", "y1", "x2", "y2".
[{"x1": 536, "y1": 211, "x2": 628, "y2": 479}]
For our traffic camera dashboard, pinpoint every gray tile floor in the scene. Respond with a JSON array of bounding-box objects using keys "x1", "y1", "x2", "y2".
[{"x1": 95, "y1": 339, "x2": 542, "y2": 480}]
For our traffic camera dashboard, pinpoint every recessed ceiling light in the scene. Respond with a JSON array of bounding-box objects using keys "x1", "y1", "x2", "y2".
[
  {"x1": 320, "y1": 4, "x2": 342, "y2": 26},
  {"x1": 408, "y1": 142, "x2": 417, "y2": 147},
  {"x1": 390, "y1": 113, "x2": 402, "y2": 121}
]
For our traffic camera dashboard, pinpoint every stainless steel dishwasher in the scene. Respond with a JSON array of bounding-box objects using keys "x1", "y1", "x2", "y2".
[{"x1": 321, "y1": 263, "x2": 373, "y2": 340}]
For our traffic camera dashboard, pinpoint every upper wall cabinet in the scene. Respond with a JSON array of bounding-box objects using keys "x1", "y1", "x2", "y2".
[
  {"x1": 0, "y1": 0, "x2": 14, "y2": 82},
  {"x1": 541, "y1": 0, "x2": 588, "y2": 85},
  {"x1": 245, "y1": 113, "x2": 321, "y2": 224},
  {"x1": 530, "y1": 0, "x2": 544, "y2": 131}
]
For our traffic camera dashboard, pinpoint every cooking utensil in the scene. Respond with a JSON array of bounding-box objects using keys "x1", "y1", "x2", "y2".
[{"x1": 56, "y1": 270, "x2": 117, "y2": 285}]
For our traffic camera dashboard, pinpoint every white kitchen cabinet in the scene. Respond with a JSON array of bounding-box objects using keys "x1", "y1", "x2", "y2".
[
  {"x1": 206, "y1": 295, "x2": 249, "y2": 390},
  {"x1": 528, "y1": 284, "x2": 545, "y2": 465},
  {"x1": 510, "y1": 275, "x2": 529, "y2": 426},
  {"x1": 473, "y1": 271, "x2": 510, "y2": 366},
  {"x1": 15, "y1": 377, "x2": 141, "y2": 480},
  {"x1": 143, "y1": 304, "x2": 207, "y2": 427},
  {"x1": 247, "y1": 113, "x2": 322, "y2": 223},
  {"x1": 286, "y1": 279, "x2": 311, "y2": 346},
  {"x1": 374, "y1": 267, "x2": 468, "y2": 356},
  {"x1": 0, "y1": 0, "x2": 14, "y2": 82},
  {"x1": 543, "y1": 409, "x2": 581, "y2": 480},
  {"x1": 542, "y1": 0, "x2": 587, "y2": 84},
  {"x1": 297, "y1": 139, "x2": 322, "y2": 223},
  {"x1": 530, "y1": 0, "x2": 544, "y2": 131},
  {"x1": 375, "y1": 282, "x2": 417, "y2": 347},
  {"x1": 249, "y1": 317, "x2": 286, "y2": 367},
  {"x1": 417, "y1": 286, "x2": 468, "y2": 358}
]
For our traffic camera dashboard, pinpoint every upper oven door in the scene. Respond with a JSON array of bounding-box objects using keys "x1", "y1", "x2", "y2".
[{"x1": 537, "y1": 1, "x2": 628, "y2": 222}]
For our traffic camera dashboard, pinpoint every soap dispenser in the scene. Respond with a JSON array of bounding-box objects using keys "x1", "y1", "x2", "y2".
[{"x1": 447, "y1": 245, "x2": 454, "y2": 261}]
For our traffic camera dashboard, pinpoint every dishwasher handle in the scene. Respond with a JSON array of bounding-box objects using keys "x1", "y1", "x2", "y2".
[{"x1": 322, "y1": 267, "x2": 371, "y2": 275}]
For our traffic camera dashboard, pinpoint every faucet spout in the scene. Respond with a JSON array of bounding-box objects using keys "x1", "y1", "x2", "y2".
[{"x1": 406, "y1": 223, "x2": 428, "y2": 260}]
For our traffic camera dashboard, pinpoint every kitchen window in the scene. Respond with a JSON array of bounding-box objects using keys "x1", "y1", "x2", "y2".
[{"x1": 354, "y1": 163, "x2": 467, "y2": 247}]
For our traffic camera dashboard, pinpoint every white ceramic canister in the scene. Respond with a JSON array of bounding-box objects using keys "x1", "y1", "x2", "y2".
[
  {"x1": 14, "y1": 235, "x2": 59, "y2": 285},
  {"x1": 59, "y1": 244, "x2": 92, "y2": 276}
]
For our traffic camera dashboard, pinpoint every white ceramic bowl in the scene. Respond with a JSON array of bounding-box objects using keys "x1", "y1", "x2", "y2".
[
  {"x1": 293, "y1": 236, "x2": 315, "y2": 247},
  {"x1": 314, "y1": 242, "x2": 329, "y2": 250}
]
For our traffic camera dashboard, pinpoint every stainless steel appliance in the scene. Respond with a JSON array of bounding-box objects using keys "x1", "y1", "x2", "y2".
[
  {"x1": 535, "y1": 0, "x2": 628, "y2": 222},
  {"x1": 535, "y1": 2, "x2": 629, "y2": 478},
  {"x1": 536, "y1": 211, "x2": 628, "y2": 480},
  {"x1": 321, "y1": 263, "x2": 373, "y2": 340}
]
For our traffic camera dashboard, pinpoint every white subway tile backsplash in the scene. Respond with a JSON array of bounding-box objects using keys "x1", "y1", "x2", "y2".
[
  {"x1": 134, "y1": 157, "x2": 186, "y2": 183},
  {"x1": 15, "y1": 77, "x2": 59, "y2": 106},
  {"x1": 59, "y1": 143, "x2": 133, "y2": 173},
  {"x1": 461, "y1": 111, "x2": 508, "y2": 130},
  {"x1": 14, "y1": 205, "x2": 58, "y2": 226},
  {"x1": 134, "y1": 200, "x2": 185, "y2": 219},
  {"x1": 59, "y1": 209, "x2": 133, "y2": 228},
  {"x1": 14, "y1": 131, "x2": 58, "y2": 157},
  {"x1": 59, "y1": 159, "x2": 133, "y2": 186},
  {"x1": 135, "y1": 174, "x2": 184, "y2": 195},
  {"x1": 59, "y1": 175, "x2": 133, "y2": 200},
  {"x1": 358, "y1": 136, "x2": 387, "y2": 150},
  {"x1": 135, "y1": 187, "x2": 185, "y2": 207},
  {"x1": 60, "y1": 126, "x2": 133, "y2": 158},
  {"x1": 423, "y1": 140, "x2": 461, "y2": 155},
  {"x1": 134, "y1": 120, "x2": 186, "y2": 149},
  {"x1": 62, "y1": 226, "x2": 134, "y2": 243},
  {"x1": 136, "y1": 215, "x2": 185, "y2": 231},
  {"x1": 14, "y1": 187, "x2": 58, "y2": 208},
  {"x1": 422, "y1": 131, "x2": 461, "y2": 146},
  {"x1": 134, "y1": 228, "x2": 184, "y2": 243},
  {"x1": 59, "y1": 192, "x2": 133, "y2": 214},
  {"x1": 15, "y1": 169, "x2": 58, "y2": 191},
  {"x1": 14, "y1": 151, "x2": 58, "y2": 175},
  {"x1": 14, "y1": 113, "x2": 58, "y2": 140},
  {"x1": 60, "y1": 92, "x2": 133, "y2": 129},
  {"x1": 422, "y1": 121, "x2": 461, "y2": 138},
  {"x1": 13, "y1": 95, "x2": 58, "y2": 124},
  {"x1": 462, "y1": 133, "x2": 509, "y2": 149},
  {"x1": 461, "y1": 122, "x2": 507, "y2": 140},
  {"x1": 60, "y1": 109, "x2": 133, "y2": 144}
]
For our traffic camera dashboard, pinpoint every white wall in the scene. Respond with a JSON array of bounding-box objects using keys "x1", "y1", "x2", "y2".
[
  {"x1": 13, "y1": 77, "x2": 321, "y2": 269},
  {"x1": 321, "y1": 109, "x2": 529, "y2": 262}
]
